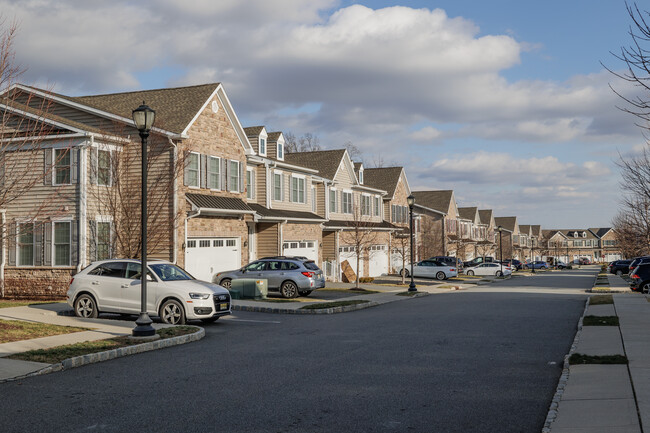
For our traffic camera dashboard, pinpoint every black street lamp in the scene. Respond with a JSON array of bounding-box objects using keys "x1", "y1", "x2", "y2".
[
  {"x1": 530, "y1": 241, "x2": 535, "y2": 274},
  {"x1": 497, "y1": 226, "x2": 503, "y2": 276},
  {"x1": 132, "y1": 102, "x2": 156, "y2": 338},
  {"x1": 407, "y1": 194, "x2": 416, "y2": 292}
]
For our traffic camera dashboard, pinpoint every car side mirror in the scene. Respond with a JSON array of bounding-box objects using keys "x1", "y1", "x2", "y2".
[{"x1": 147, "y1": 274, "x2": 154, "y2": 282}]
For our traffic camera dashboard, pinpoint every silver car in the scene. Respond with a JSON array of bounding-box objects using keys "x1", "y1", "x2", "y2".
[
  {"x1": 399, "y1": 259, "x2": 458, "y2": 280},
  {"x1": 215, "y1": 257, "x2": 326, "y2": 298},
  {"x1": 66, "y1": 259, "x2": 231, "y2": 325}
]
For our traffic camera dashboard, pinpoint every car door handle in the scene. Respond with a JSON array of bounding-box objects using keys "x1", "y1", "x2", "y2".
[
  {"x1": 121, "y1": 284, "x2": 129, "y2": 288},
  {"x1": 91, "y1": 281, "x2": 100, "y2": 285}
]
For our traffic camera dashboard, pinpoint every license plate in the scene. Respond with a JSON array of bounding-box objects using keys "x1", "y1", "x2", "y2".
[{"x1": 220, "y1": 303, "x2": 228, "y2": 310}]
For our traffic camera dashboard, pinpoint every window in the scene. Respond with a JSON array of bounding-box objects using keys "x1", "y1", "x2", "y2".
[
  {"x1": 229, "y1": 160, "x2": 239, "y2": 191},
  {"x1": 187, "y1": 153, "x2": 199, "y2": 187},
  {"x1": 54, "y1": 149, "x2": 71, "y2": 185},
  {"x1": 329, "y1": 189, "x2": 337, "y2": 213},
  {"x1": 259, "y1": 138, "x2": 266, "y2": 155},
  {"x1": 18, "y1": 223, "x2": 34, "y2": 266},
  {"x1": 361, "y1": 195, "x2": 371, "y2": 216},
  {"x1": 582, "y1": 232, "x2": 587, "y2": 238},
  {"x1": 97, "y1": 150, "x2": 111, "y2": 186},
  {"x1": 359, "y1": 171, "x2": 364, "y2": 184},
  {"x1": 291, "y1": 176, "x2": 305, "y2": 203},
  {"x1": 374, "y1": 197, "x2": 380, "y2": 216},
  {"x1": 246, "y1": 169, "x2": 254, "y2": 199},
  {"x1": 277, "y1": 142, "x2": 284, "y2": 159},
  {"x1": 54, "y1": 221, "x2": 71, "y2": 266},
  {"x1": 97, "y1": 222, "x2": 111, "y2": 261},
  {"x1": 187, "y1": 240, "x2": 196, "y2": 248},
  {"x1": 311, "y1": 186, "x2": 316, "y2": 212},
  {"x1": 207, "y1": 156, "x2": 220, "y2": 189},
  {"x1": 342, "y1": 192, "x2": 352, "y2": 214},
  {"x1": 88, "y1": 261, "x2": 125, "y2": 277},
  {"x1": 199, "y1": 240, "x2": 211, "y2": 247},
  {"x1": 274, "y1": 173, "x2": 283, "y2": 201},
  {"x1": 226, "y1": 239, "x2": 236, "y2": 247}
]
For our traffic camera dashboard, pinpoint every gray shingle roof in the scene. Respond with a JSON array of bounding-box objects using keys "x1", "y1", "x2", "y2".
[
  {"x1": 363, "y1": 167, "x2": 403, "y2": 198},
  {"x1": 411, "y1": 190, "x2": 453, "y2": 214},
  {"x1": 478, "y1": 209, "x2": 493, "y2": 225},
  {"x1": 284, "y1": 149, "x2": 347, "y2": 180},
  {"x1": 68, "y1": 83, "x2": 220, "y2": 134},
  {"x1": 458, "y1": 207, "x2": 478, "y2": 221},
  {"x1": 186, "y1": 193, "x2": 253, "y2": 212},
  {"x1": 323, "y1": 220, "x2": 398, "y2": 230},
  {"x1": 244, "y1": 126, "x2": 265, "y2": 137},
  {"x1": 494, "y1": 217, "x2": 517, "y2": 232},
  {"x1": 589, "y1": 227, "x2": 612, "y2": 238},
  {"x1": 248, "y1": 204, "x2": 325, "y2": 221},
  {"x1": 267, "y1": 132, "x2": 282, "y2": 142},
  {"x1": 519, "y1": 224, "x2": 532, "y2": 235}
]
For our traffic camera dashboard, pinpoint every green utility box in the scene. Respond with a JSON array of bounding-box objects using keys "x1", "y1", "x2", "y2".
[{"x1": 230, "y1": 279, "x2": 268, "y2": 299}]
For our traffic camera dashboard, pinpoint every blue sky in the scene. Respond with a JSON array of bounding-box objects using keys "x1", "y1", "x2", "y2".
[{"x1": 4, "y1": 0, "x2": 644, "y2": 228}]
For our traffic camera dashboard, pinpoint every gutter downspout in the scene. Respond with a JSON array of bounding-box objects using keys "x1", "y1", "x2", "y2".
[
  {"x1": 168, "y1": 138, "x2": 178, "y2": 264},
  {"x1": 0, "y1": 209, "x2": 5, "y2": 298},
  {"x1": 78, "y1": 136, "x2": 91, "y2": 272}
]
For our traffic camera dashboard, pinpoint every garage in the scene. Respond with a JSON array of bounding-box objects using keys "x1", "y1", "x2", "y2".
[
  {"x1": 283, "y1": 240, "x2": 318, "y2": 262},
  {"x1": 340, "y1": 246, "x2": 363, "y2": 280},
  {"x1": 185, "y1": 237, "x2": 241, "y2": 283},
  {"x1": 368, "y1": 244, "x2": 389, "y2": 277}
]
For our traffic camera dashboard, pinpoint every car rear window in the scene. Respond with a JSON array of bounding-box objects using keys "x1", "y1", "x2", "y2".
[
  {"x1": 303, "y1": 261, "x2": 320, "y2": 271},
  {"x1": 88, "y1": 262, "x2": 126, "y2": 278}
]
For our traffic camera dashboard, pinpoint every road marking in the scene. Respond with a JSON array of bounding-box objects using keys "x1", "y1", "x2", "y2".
[{"x1": 225, "y1": 318, "x2": 282, "y2": 324}]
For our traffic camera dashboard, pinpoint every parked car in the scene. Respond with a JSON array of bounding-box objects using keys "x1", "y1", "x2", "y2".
[
  {"x1": 464, "y1": 263, "x2": 511, "y2": 277},
  {"x1": 609, "y1": 259, "x2": 632, "y2": 276},
  {"x1": 499, "y1": 259, "x2": 522, "y2": 271},
  {"x1": 463, "y1": 257, "x2": 494, "y2": 268},
  {"x1": 399, "y1": 260, "x2": 458, "y2": 280},
  {"x1": 66, "y1": 259, "x2": 231, "y2": 325},
  {"x1": 428, "y1": 256, "x2": 463, "y2": 268},
  {"x1": 629, "y1": 263, "x2": 650, "y2": 292},
  {"x1": 556, "y1": 260, "x2": 571, "y2": 270},
  {"x1": 629, "y1": 256, "x2": 650, "y2": 273},
  {"x1": 524, "y1": 260, "x2": 549, "y2": 270},
  {"x1": 579, "y1": 257, "x2": 591, "y2": 265},
  {"x1": 215, "y1": 256, "x2": 325, "y2": 298}
]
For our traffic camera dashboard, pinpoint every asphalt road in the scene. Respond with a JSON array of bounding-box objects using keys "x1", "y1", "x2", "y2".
[{"x1": 0, "y1": 268, "x2": 595, "y2": 433}]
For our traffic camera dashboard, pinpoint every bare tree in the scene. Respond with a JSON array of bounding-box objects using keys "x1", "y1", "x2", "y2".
[
  {"x1": 343, "y1": 141, "x2": 363, "y2": 162},
  {"x1": 285, "y1": 132, "x2": 322, "y2": 153},
  {"x1": 392, "y1": 228, "x2": 410, "y2": 284},
  {"x1": 339, "y1": 203, "x2": 380, "y2": 288}
]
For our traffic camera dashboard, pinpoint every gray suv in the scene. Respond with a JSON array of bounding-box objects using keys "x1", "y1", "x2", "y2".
[{"x1": 215, "y1": 257, "x2": 326, "y2": 298}]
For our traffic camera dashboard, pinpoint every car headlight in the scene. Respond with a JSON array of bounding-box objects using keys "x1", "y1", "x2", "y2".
[{"x1": 189, "y1": 293, "x2": 211, "y2": 300}]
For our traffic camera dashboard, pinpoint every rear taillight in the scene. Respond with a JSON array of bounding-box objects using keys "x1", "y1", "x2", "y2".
[
  {"x1": 301, "y1": 271, "x2": 314, "y2": 278},
  {"x1": 631, "y1": 274, "x2": 640, "y2": 279},
  {"x1": 69, "y1": 277, "x2": 74, "y2": 285},
  {"x1": 450, "y1": 268, "x2": 456, "y2": 272}
]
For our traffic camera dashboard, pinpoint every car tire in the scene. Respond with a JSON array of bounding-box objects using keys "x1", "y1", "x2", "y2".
[
  {"x1": 496, "y1": 271, "x2": 503, "y2": 277},
  {"x1": 220, "y1": 278, "x2": 232, "y2": 290},
  {"x1": 201, "y1": 316, "x2": 219, "y2": 324},
  {"x1": 616, "y1": 270, "x2": 623, "y2": 276},
  {"x1": 435, "y1": 271, "x2": 446, "y2": 280},
  {"x1": 160, "y1": 299, "x2": 186, "y2": 325},
  {"x1": 400, "y1": 269, "x2": 409, "y2": 277},
  {"x1": 74, "y1": 294, "x2": 98, "y2": 319},
  {"x1": 299, "y1": 290, "x2": 312, "y2": 297},
  {"x1": 466, "y1": 270, "x2": 474, "y2": 276},
  {"x1": 280, "y1": 281, "x2": 299, "y2": 298}
]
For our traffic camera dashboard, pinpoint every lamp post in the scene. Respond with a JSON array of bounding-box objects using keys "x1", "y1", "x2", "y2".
[
  {"x1": 497, "y1": 226, "x2": 503, "y2": 276},
  {"x1": 132, "y1": 102, "x2": 156, "y2": 338},
  {"x1": 530, "y1": 241, "x2": 535, "y2": 274},
  {"x1": 407, "y1": 194, "x2": 416, "y2": 292}
]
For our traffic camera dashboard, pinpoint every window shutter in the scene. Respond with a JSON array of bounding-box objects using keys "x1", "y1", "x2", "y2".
[
  {"x1": 250, "y1": 171, "x2": 255, "y2": 199},
  {"x1": 43, "y1": 222, "x2": 52, "y2": 266},
  {"x1": 89, "y1": 220, "x2": 97, "y2": 261},
  {"x1": 44, "y1": 149, "x2": 53, "y2": 185},
  {"x1": 71, "y1": 220, "x2": 78, "y2": 265},
  {"x1": 239, "y1": 162, "x2": 244, "y2": 193},
  {"x1": 34, "y1": 223, "x2": 43, "y2": 266},
  {"x1": 90, "y1": 148, "x2": 98, "y2": 185},
  {"x1": 71, "y1": 148, "x2": 79, "y2": 184},
  {"x1": 200, "y1": 154, "x2": 207, "y2": 188},
  {"x1": 8, "y1": 222, "x2": 16, "y2": 266},
  {"x1": 221, "y1": 158, "x2": 227, "y2": 191},
  {"x1": 183, "y1": 152, "x2": 191, "y2": 186},
  {"x1": 108, "y1": 151, "x2": 114, "y2": 187}
]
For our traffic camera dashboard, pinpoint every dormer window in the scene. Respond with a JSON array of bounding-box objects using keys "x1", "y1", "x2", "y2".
[
  {"x1": 359, "y1": 170, "x2": 364, "y2": 184},
  {"x1": 582, "y1": 232, "x2": 586, "y2": 238},
  {"x1": 259, "y1": 138, "x2": 266, "y2": 156},
  {"x1": 277, "y1": 142, "x2": 284, "y2": 160},
  {"x1": 573, "y1": 232, "x2": 578, "y2": 238}
]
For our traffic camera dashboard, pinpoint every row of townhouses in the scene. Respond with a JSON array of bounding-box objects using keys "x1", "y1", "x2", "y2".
[{"x1": 0, "y1": 82, "x2": 622, "y2": 298}]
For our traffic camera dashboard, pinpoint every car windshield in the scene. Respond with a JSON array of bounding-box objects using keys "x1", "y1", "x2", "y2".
[{"x1": 150, "y1": 263, "x2": 194, "y2": 281}]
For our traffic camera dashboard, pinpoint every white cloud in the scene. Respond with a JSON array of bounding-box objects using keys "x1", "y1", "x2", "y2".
[{"x1": 409, "y1": 126, "x2": 442, "y2": 142}]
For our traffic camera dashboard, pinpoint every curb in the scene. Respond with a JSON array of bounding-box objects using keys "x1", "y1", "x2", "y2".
[
  {"x1": 0, "y1": 326, "x2": 205, "y2": 383},
  {"x1": 542, "y1": 297, "x2": 589, "y2": 433}
]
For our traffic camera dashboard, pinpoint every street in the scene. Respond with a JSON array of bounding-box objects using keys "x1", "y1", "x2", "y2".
[{"x1": 0, "y1": 269, "x2": 594, "y2": 433}]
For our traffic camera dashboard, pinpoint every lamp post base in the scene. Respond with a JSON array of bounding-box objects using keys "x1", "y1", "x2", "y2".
[
  {"x1": 408, "y1": 282, "x2": 417, "y2": 292},
  {"x1": 132, "y1": 312, "x2": 156, "y2": 337}
]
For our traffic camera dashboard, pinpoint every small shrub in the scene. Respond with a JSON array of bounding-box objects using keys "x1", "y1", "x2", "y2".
[
  {"x1": 569, "y1": 353, "x2": 627, "y2": 365},
  {"x1": 358, "y1": 277, "x2": 375, "y2": 283},
  {"x1": 589, "y1": 295, "x2": 613, "y2": 305},
  {"x1": 583, "y1": 315, "x2": 619, "y2": 326}
]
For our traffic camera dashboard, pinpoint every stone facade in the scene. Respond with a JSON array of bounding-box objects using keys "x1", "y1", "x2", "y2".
[{"x1": 4, "y1": 268, "x2": 75, "y2": 299}]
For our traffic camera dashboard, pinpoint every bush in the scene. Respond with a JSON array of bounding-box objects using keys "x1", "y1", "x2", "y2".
[{"x1": 358, "y1": 277, "x2": 375, "y2": 283}]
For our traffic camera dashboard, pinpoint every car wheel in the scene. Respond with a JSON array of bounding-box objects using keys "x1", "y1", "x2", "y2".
[
  {"x1": 436, "y1": 271, "x2": 446, "y2": 280},
  {"x1": 466, "y1": 270, "x2": 474, "y2": 276},
  {"x1": 74, "y1": 294, "x2": 98, "y2": 318},
  {"x1": 400, "y1": 269, "x2": 409, "y2": 277},
  {"x1": 160, "y1": 299, "x2": 186, "y2": 325},
  {"x1": 616, "y1": 270, "x2": 623, "y2": 276},
  {"x1": 280, "y1": 281, "x2": 299, "y2": 298},
  {"x1": 496, "y1": 271, "x2": 504, "y2": 277},
  {"x1": 298, "y1": 290, "x2": 312, "y2": 297},
  {"x1": 220, "y1": 278, "x2": 232, "y2": 290},
  {"x1": 201, "y1": 316, "x2": 219, "y2": 324}
]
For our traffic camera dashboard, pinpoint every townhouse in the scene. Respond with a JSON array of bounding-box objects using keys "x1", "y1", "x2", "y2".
[{"x1": 411, "y1": 190, "x2": 459, "y2": 257}]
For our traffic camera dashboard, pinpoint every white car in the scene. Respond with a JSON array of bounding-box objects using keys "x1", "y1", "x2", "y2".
[
  {"x1": 399, "y1": 259, "x2": 458, "y2": 280},
  {"x1": 464, "y1": 263, "x2": 511, "y2": 277},
  {"x1": 66, "y1": 259, "x2": 231, "y2": 325}
]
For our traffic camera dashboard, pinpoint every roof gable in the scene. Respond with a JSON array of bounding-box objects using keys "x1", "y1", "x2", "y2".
[
  {"x1": 284, "y1": 149, "x2": 347, "y2": 180},
  {"x1": 458, "y1": 207, "x2": 479, "y2": 223},
  {"x1": 494, "y1": 216, "x2": 518, "y2": 233},
  {"x1": 412, "y1": 190, "x2": 454, "y2": 215},
  {"x1": 364, "y1": 167, "x2": 405, "y2": 199}
]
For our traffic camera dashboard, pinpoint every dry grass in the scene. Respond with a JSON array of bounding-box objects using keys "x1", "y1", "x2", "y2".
[{"x1": 0, "y1": 319, "x2": 88, "y2": 344}]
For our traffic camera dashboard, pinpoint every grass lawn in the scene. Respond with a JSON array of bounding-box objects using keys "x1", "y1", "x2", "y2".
[
  {"x1": 0, "y1": 319, "x2": 89, "y2": 344},
  {"x1": 569, "y1": 353, "x2": 628, "y2": 365},
  {"x1": 299, "y1": 300, "x2": 369, "y2": 310},
  {"x1": 8, "y1": 326, "x2": 198, "y2": 364},
  {"x1": 0, "y1": 300, "x2": 63, "y2": 309},
  {"x1": 317, "y1": 288, "x2": 380, "y2": 294},
  {"x1": 583, "y1": 315, "x2": 619, "y2": 326},
  {"x1": 589, "y1": 295, "x2": 614, "y2": 305}
]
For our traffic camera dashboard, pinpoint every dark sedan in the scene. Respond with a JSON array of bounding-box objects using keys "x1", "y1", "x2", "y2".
[
  {"x1": 629, "y1": 263, "x2": 650, "y2": 292},
  {"x1": 608, "y1": 260, "x2": 632, "y2": 276}
]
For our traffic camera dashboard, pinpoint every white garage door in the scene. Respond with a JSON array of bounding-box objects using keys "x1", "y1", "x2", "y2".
[
  {"x1": 340, "y1": 246, "x2": 363, "y2": 280},
  {"x1": 368, "y1": 245, "x2": 388, "y2": 277},
  {"x1": 185, "y1": 238, "x2": 240, "y2": 283},
  {"x1": 283, "y1": 240, "x2": 318, "y2": 262}
]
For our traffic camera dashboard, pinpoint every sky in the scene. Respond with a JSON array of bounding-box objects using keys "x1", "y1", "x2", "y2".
[{"x1": 2, "y1": 0, "x2": 646, "y2": 228}]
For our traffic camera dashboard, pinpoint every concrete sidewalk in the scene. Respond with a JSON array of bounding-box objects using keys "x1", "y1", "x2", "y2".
[{"x1": 548, "y1": 274, "x2": 649, "y2": 432}]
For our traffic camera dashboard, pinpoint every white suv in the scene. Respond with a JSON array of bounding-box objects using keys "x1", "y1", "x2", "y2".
[{"x1": 66, "y1": 259, "x2": 231, "y2": 325}]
